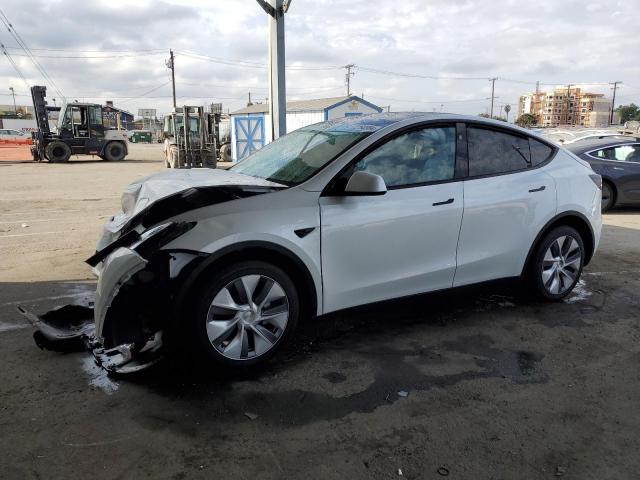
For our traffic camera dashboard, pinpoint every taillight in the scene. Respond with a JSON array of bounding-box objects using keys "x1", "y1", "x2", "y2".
[{"x1": 589, "y1": 174, "x2": 602, "y2": 190}]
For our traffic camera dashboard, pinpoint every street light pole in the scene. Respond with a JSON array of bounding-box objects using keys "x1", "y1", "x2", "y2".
[
  {"x1": 9, "y1": 87, "x2": 16, "y2": 113},
  {"x1": 257, "y1": 0, "x2": 290, "y2": 140},
  {"x1": 489, "y1": 77, "x2": 497, "y2": 119},
  {"x1": 166, "y1": 49, "x2": 176, "y2": 110},
  {"x1": 610, "y1": 81, "x2": 622, "y2": 125}
]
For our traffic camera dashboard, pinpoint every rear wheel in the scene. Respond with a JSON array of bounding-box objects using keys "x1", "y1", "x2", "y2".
[
  {"x1": 527, "y1": 226, "x2": 584, "y2": 301},
  {"x1": 45, "y1": 141, "x2": 71, "y2": 163},
  {"x1": 103, "y1": 141, "x2": 126, "y2": 161},
  {"x1": 189, "y1": 261, "x2": 299, "y2": 368},
  {"x1": 601, "y1": 181, "x2": 615, "y2": 212}
]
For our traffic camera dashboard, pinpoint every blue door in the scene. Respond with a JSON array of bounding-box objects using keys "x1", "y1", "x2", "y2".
[{"x1": 234, "y1": 115, "x2": 265, "y2": 160}]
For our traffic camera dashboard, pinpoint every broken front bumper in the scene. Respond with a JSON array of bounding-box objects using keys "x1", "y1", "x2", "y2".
[
  {"x1": 24, "y1": 222, "x2": 200, "y2": 374},
  {"x1": 21, "y1": 247, "x2": 163, "y2": 374}
]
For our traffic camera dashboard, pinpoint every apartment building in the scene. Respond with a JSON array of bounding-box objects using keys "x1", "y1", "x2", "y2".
[{"x1": 518, "y1": 86, "x2": 612, "y2": 127}]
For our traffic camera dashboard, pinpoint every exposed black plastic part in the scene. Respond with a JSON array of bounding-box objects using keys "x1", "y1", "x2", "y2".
[
  {"x1": 134, "y1": 222, "x2": 197, "y2": 258},
  {"x1": 17, "y1": 304, "x2": 95, "y2": 352},
  {"x1": 294, "y1": 227, "x2": 315, "y2": 238},
  {"x1": 86, "y1": 229, "x2": 141, "y2": 267},
  {"x1": 123, "y1": 185, "x2": 284, "y2": 234}
]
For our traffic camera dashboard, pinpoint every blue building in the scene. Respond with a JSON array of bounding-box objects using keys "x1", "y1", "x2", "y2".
[{"x1": 229, "y1": 95, "x2": 383, "y2": 161}]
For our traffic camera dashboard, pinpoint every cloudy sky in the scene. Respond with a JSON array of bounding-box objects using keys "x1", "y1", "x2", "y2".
[{"x1": 1, "y1": 0, "x2": 639, "y2": 119}]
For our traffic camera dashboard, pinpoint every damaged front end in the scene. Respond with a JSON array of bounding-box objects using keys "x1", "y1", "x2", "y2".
[
  {"x1": 21, "y1": 221, "x2": 204, "y2": 374},
  {"x1": 22, "y1": 171, "x2": 286, "y2": 374}
]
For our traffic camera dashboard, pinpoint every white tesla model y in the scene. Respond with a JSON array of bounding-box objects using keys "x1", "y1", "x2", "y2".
[{"x1": 80, "y1": 113, "x2": 602, "y2": 371}]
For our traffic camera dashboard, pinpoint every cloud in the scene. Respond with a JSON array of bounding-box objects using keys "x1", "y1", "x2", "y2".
[{"x1": 0, "y1": 0, "x2": 638, "y2": 117}]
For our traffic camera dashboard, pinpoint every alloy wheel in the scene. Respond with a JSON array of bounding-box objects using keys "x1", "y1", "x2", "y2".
[
  {"x1": 602, "y1": 183, "x2": 613, "y2": 212},
  {"x1": 205, "y1": 274, "x2": 289, "y2": 360},
  {"x1": 541, "y1": 235, "x2": 582, "y2": 295}
]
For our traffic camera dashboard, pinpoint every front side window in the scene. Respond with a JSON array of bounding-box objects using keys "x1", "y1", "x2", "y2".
[
  {"x1": 351, "y1": 126, "x2": 456, "y2": 188},
  {"x1": 468, "y1": 127, "x2": 530, "y2": 176},
  {"x1": 591, "y1": 145, "x2": 640, "y2": 162}
]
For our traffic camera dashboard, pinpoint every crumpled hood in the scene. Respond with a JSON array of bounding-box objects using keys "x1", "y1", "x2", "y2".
[
  {"x1": 127, "y1": 169, "x2": 284, "y2": 214},
  {"x1": 98, "y1": 169, "x2": 285, "y2": 249}
]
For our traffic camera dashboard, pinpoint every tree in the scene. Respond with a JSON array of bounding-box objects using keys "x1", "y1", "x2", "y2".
[
  {"x1": 616, "y1": 104, "x2": 640, "y2": 124},
  {"x1": 477, "y1": 113, "x2": 507, "y2": 121},
  {"x1": 515, "y1": 113, "x2": 537, "y2": 128}
]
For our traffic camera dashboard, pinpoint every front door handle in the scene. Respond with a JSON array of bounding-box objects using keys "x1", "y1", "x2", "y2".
[
  {"x1": 529, "y1": 186, "x2": 546, "y2": 193},
  {"x1": 433, "y1": 198, "x2": 454, "y2": 206}
]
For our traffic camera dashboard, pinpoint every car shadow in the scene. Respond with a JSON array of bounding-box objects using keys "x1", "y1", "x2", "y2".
[{"x1": 128, "y1": 279, "x2": 532, "y2": 387}]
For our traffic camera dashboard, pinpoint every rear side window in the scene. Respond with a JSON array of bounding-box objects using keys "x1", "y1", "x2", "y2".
[
  {"x1": 468, "y1": 127, "x2": 530, "y2": 176},
  {"x1": 529, "y1": 138, "x2": 554, "y2": 165}
]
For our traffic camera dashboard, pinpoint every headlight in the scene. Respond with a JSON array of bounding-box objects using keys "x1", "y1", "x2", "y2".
[{"x1": 121, "y1": 183, "x2": 142, "y2": 215}]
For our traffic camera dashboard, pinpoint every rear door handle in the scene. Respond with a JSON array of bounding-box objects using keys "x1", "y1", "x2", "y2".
[
  {"x1": 529, "y1": 186, "x2": 546, "y2": 193},
  {"x1": 433, "y1": 198, "x2": 454, "y2": 206}
]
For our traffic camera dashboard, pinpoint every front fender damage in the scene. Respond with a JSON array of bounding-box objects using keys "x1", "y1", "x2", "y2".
[{"x1": 20, "y1": 249, "x2": 205, "y2": 374}]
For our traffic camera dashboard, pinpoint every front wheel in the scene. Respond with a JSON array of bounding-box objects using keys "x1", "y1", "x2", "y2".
[
  {"x1": 527, "y1": 226, "x2": 584, "y2": 301},
  {"x1": 103, "y1": 141, "x2": 126, "y2": 161},
  {"x1": 189, "y1": 261, "x2": 300, "y2": 368}
]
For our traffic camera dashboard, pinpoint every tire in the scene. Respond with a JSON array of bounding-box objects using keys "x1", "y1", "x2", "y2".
[
  {"x1": 45, "y1": 141, "x2": 71, "y2": 163},
  {"x1": 221, "y1": 143, "x2": 232, "y2": 162},
  {"x1": 188, "y1": 261, "x2": 300, "y2": 368},
  {"x1": 601, "y1": 181, "x2": 615, "y2": 213},
  {"x1": 103, "y1": 141, "x2": 126, "y2": 161},
  {"x1": 168, "y1": 146, "x2": 181, "y2": 168},
  {"x1": 527, "y1": 226, "x2": 585, "y2": 301}
]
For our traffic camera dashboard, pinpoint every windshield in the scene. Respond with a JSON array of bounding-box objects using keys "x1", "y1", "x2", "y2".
[{"x1": 230, "y1": 120, "x2": 374, "y2": 185}]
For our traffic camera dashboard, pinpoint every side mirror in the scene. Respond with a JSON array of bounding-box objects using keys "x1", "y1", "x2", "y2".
[{"x1": 344, "y1": 171, "x2": 387, "y2": 196}]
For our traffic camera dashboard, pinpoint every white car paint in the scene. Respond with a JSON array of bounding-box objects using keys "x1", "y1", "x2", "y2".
[
  {"x1": 453, "y1": 168, "x2": 557, "y2": 286},
  {"x1": 94, "y1": 113, "x2": 602, "y2": 343},
  {"x1": 320, "y1": 182, "x2": 463, "y2": 312}
]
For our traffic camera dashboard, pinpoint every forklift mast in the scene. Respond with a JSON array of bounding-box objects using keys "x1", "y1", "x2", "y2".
[{"x1": 31, "y1": 86, "x2": 51, "y2": 135}]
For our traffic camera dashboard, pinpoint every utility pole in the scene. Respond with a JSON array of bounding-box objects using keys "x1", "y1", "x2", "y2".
[
  {"x1": 565, "y1": 84, "x2": 573, "y2": 126},
  {"x1": 344, "y1": 64, "x2": 355, "y2": 96},
  {"x1": 610, "y1": 81, "x2": 622, "y2": 125},
  {"x1": 257, "y1": 0, "x2": 291, "y2": 140},
  {"x1": 489, "y1": 77, "x2": 497, "y2": 119},
  {"x1": 166, "y1": 49, "x2": 176, "y2": 110},
  {"x1": 9, "y1": 87, "x2": 16, "y2": 113}
]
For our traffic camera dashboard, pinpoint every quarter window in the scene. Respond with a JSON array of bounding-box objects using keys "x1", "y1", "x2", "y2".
[
  {"x1": 352, "y1": 126, "x2": 456, "y2": 188},
  {"x1": 529, "y1": 138, "x2": 554, "y2": 166},
  {"x1": 468, "y1": 127, "x2": 530, "y2": 176}
]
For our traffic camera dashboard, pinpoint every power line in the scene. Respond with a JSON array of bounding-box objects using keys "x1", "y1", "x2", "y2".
[
  {"x1": 6, "y1": 51, "x2": 166, "y2": 59},
  {"x1": 0, "y1": 43, "x2": 30, "y2": 88},
  {"x1": 4, "y1": 46, "x2": 166, "y2": 53},
  {"x1": 365, "y1": 94, "x2": 496, "y2": 104},
  {"x1": 0, "y1": 8, "x2": 64, "y2": 99},
  {"x1": 357, "y1": 65, "x2": 490, "y2": 81},
  {"x1": 177, "y1": 50, "x2": 342, "y2": 71}
]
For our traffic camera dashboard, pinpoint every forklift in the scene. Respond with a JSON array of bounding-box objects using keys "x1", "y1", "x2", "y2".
[
  {"x1": 30, "y1": 86, "x2": 128, "y2": 163},
  {"x1": 162, "y1": 104, "x2": 223, "y2": 168}
]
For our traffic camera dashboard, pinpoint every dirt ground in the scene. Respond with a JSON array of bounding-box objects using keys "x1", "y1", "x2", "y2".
[{"x1": 1, "y1": 149, "x2": 639, "y2": 479}]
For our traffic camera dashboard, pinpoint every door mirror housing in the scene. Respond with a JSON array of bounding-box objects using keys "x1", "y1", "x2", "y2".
[{"x1": 344, "y1": 171, "x2": 387, "y2": 196}]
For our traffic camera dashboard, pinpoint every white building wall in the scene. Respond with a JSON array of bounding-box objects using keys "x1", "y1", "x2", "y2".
[
  {"x1": 286, "y1": 111, "x2": 324, "y2": 134},
  {"x1": 327, "y1": 99, "x2": 380, "y2": 119}
]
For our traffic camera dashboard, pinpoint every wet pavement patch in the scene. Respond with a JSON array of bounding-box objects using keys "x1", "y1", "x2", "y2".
[
  {"x1": 131, "y1": 332, "x2": 547, "y2": 428},
  {"x1": 322, "y1": 372, "x2": 347, "y2": 383}
]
